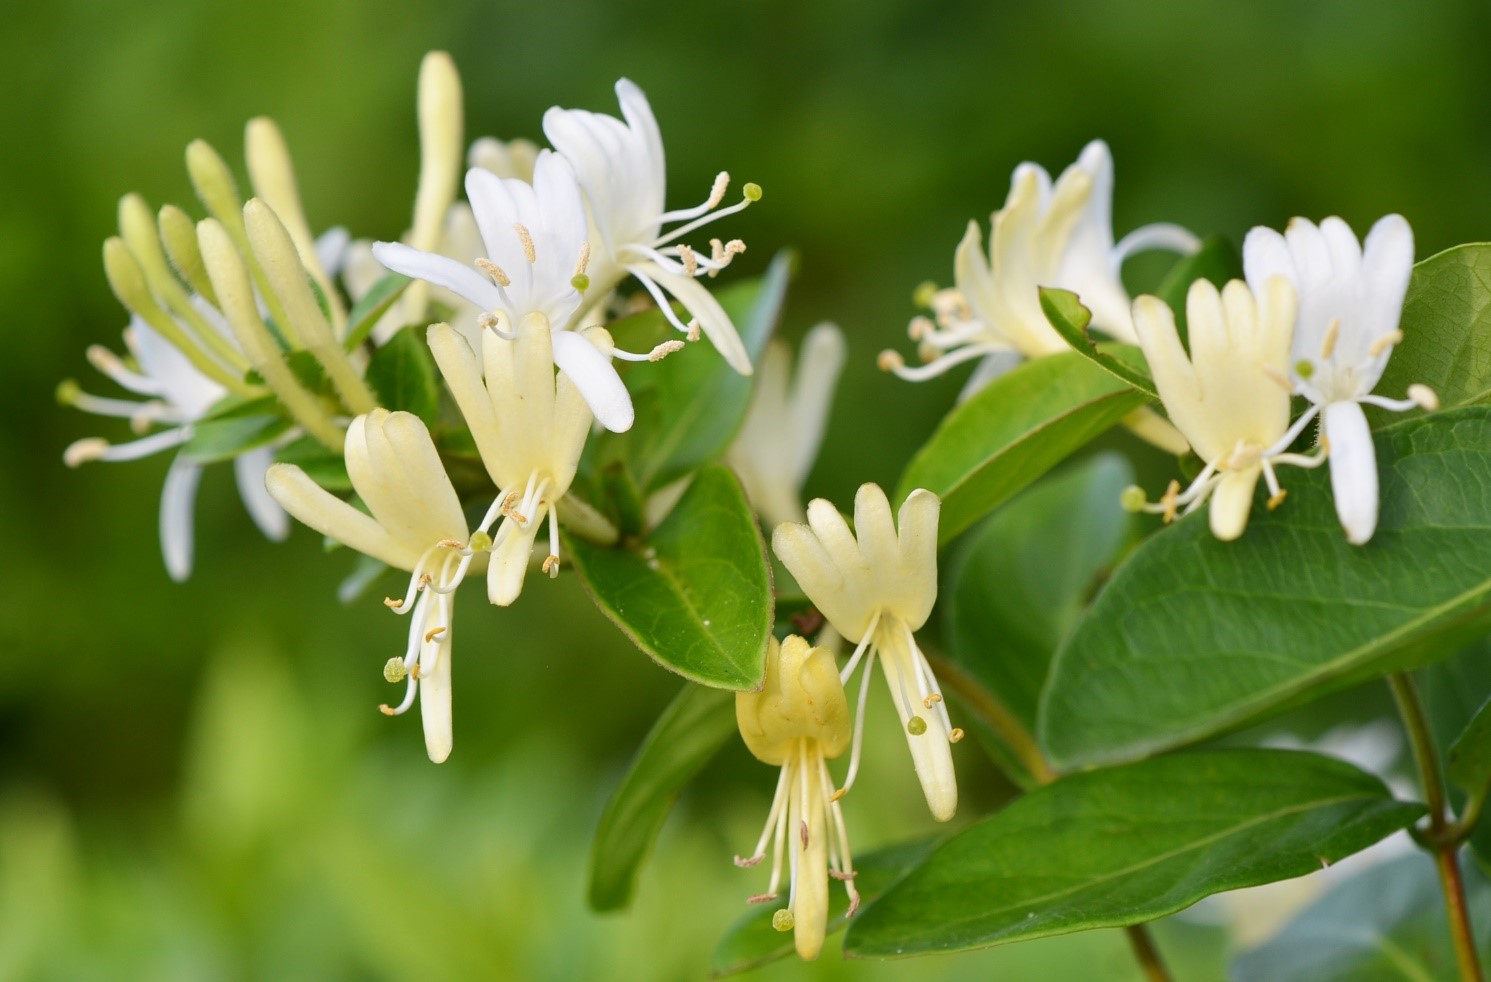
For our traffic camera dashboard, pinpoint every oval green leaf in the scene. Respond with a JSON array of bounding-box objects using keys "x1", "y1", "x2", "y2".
[
  {"x1": 843, "y1": 749, "x2": 1422, "y2": 958},
  {"x1": 1038, "y1": 288, "x2": 1157, "y2": 397},
  {"x1": 1376, "y1": 244, "x2": 1491, "y2": 415},
  {"x1": 896, "y1": 351, "x2": 1149, "y2": 544},
  {"x1": 365, "y1": 325, "x2": 439, "y2": 425},
  {"x1": 1041, "y1": 408, "x2": 1491, "y2": 771},
  {"x1": 566, "y1": 465, "x2": 772, "y2": 690}
]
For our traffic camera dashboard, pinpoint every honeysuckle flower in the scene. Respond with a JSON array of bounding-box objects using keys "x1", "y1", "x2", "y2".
[
  {"x1": 1243, "y1": 215, "x2": 1437, "y2": 545},
  {"x1": 734, "y1": 635, "x2": 859, "y2": 961},
  {"x1": 772, "y1": 484, "x2": 960, "y2": 822},
  {"x1": 879, "y1": 140, "x2": 1200, "y2": 397},
  {"x1": 726, "y1": 323, "x2": 846, "y2": 528},
  {"x1": 265, "y1": 409, "x2": 492, "y2": 763},
  {"x1": 543, "y1": 79, "x2": 760, "y2": 375},
  {"x1": 427, "y1": 313, "x2": 617, "y2": 605},
  {"x1": 1124, "y1": 277, "x2": 1322, "y2": 541},
  {"x1": 61, "y1": 306, "x2": 287, "y2": 580}
]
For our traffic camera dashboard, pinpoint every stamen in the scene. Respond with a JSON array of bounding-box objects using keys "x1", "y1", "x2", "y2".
[
  {"x1": 1320, "y1": 318, "x2": 1340, "y2": 360},
  {"x1": 543, "y1": 555, "x2": 560, "y2": 577},
  {"x1": 878, "y1": 350, "x2": 904, "y2": 372},
  {"x1": 424, "y1": 626, "x2": 446, "y2": 642},
  {"x1": 686, "y1": 322, "x2": 701, "y2": 342},
  {"x1": 383, "y1": 597, "x2": 403, "y2": 609},
  {"x1": 746, "y1": 893, "x2": 777, "y2": 904},
  {"x1": 677, "y1": 243, "x2": 698, "y2": 277},
  {"x1": 1160, "y1": 479, "x2": 1181, "y2": 524},
  {"x1": 513, "y1": 223, "x2": 537, "y2": 263},
  {"x1": 908, "y1": 316, "x2": 934, "y2": 342},
  {"x1": 574, "y1": 241, "x2": 591, "y2": 277},
  {"x1": 734, "y1": 855, "x2": 764, "y2": 869},
  {"x1": 650, "y1": 340, "x2": 685, "y2": 361},
  {"x1": 949, "y1": 728, "x2": 965, "y2": 743},
  {"x1": 474, "y1": 257, "x2": 511, "y2": 287},
  {"x1": 800, "y1": 819, "x2": 809, "y2": 850},
  {"x1": 923, "y1": 693, "x2": 942, "y2": 708},
  {"x1": 1268, "y1": 490, "x2": 1288, "y2": 510},
  {"x1": 1368, "y1": 330, "x2": 1404, "y2": 359},
  {"x1": 85, "y1": 345, "x2": 163, "y2": 396},
  {"x1": 880, "y1": 343, "x2": 1004, "y2": 382}
]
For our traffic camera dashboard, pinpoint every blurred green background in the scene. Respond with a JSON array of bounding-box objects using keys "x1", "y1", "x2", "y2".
[{"x1": 4, "y1": 0, "x2": 1490, "y2": 978}]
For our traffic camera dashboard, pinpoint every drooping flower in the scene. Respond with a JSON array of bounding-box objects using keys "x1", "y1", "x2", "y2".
[
  {"x1": 879, "y1": 140, "x2": 1200, "y2": 396},
  {"x1": 734, "y1": 635, "x2": 859, "y2": 961},
  {"x1": 726, "y1": 323, "x2": 847, "y2": 528},
  {"x1": 543, "y1": 79, "x2": 760, "y2": 375},
  {"x1": 772, "y1": 484, "x2": 960, "y2": 822},
  {"x1": 61, "y1": 305, "x2": 287, "y2": 581},
  {"x1": 426, "y1": 314, "x2": 618, "y2": 605},
  {"x1": 265, "y1": 409, "x2": 488, "y2": 763},
  {"x1": 1124, "y1": 277, "x2": 1320, "y2": 540},
  {"x1": 1243, "y1": 215, "x2": 1437, "y2": 544}
]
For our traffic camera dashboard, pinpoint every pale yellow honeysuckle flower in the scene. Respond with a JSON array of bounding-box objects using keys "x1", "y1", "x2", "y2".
[
  {"x1": 1126, "y1": 276, "x2": 1320, "y2": 541},
  {"x1": 772, "y1": 484, "x2": 959, "y2": 822},
  {"x1": 734, "y1": 635, "x2": 859, "y2": 961},
  {"x1": 265, "y1": 409, "x2": 493, "y2": 763},
  {"x1": 427, "y1": 313, "x2": 617, "y2": 604}
]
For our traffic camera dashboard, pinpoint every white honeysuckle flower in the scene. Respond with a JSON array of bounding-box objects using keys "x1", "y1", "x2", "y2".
[
  {"x1": 427, "y1": 312, "x2": 613, "y2": 605},
  {"x1": 1243, "y1": 215, "x2": 1436, "y2": 545},
  {"x1": 772, "y1": 484, "x2": 960, "y2": 822},
  {"x1": 543, "y1": 79, "x2": 760, "y2": 376},
  {"x1": 726, "y1": 323, "x2": 847, "y2": 528},
  {"x1": 468, "y1": 135, "x2": 538, "y2": 183},
  {"x1": 265, "y1": 409, "x2": 492, "y2": 764},
  {"x1": 375, "y1": 150, "x2": 645, "y2": 434},
  {"x1": 1125, "y1": 277, "x2": 1323, "y2": 541},
  {"x1": 61, "y1": 305, "x2": 288, "y2": 581},
  {"x1": 880, "y1": 139, "x2": 1200, "y2": 396},
  {"x1": 734, "y1": 635, "x2": 859, "y2": 961}
]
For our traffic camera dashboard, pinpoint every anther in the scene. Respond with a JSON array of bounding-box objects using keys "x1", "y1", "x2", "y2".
[
  {"x1": 949, "y1": 728, "x2": 965, "y2": 743},
  {"x1": 1262, "y1": 365, "x2": 1293, "y2": 391},
  {"x1": 906, "y1": 716, "x2": 928, "y2": 736},
  {"x1": 383, "y1": 597, "x2": 404, "y2": 609},
  {"x1": 923, "y1": 693, "x2": 942, "y2": 708},
  {"x1": 543, "y1": 555, "x2": 560, "y2": 578},
  {"x1": 742, "y1": 182, "x2": 763, "y2": 202},
  {"x1": 1160, "y1": 480, "x2": 1181, "y2": 524},
  {"x1": 437, "y1": 538, "x2": 464, "y2": 549},
  {"x1": 1408, "y1": 383, "x2": 1439, "y2": 411},
  {"x1": 383, "y1": 658, "x2": 408, "y2": 683},
  {"x1": 877, "y1": 350, "x2": 904, "y2": 372},
  {"x1": 513, "y1": 223, "x2": 537, "y2": 263},
  {"x1": 707, "y1": 172, "x2": 730, "y2": 208},
  {"x1": 63, "y1": 437, "x2": 109, "y2": 468},
  {"x1": 474, "y1": 257, "x2": 511, "y2": 287},
  {"x1": 829, "y1": 869, "x2": 858, "y2": 881},
  {"x1": 678, "y1": 243, "x2": 699, "y2": 277},
  {"x1": 410, "y1": 663, "x2": 422, "y2": 680},
  {"x1": 686, "y1": 322, "x2": 702, "y2": 342},
  {"x1": 800, "y1": 820, "x2": 809, "y2": 849},
  {"x1": 746, "y1": 892, "x2": 777, "y2": 905},
  {"x1": 1368, "y1": 330, "x2": 1404, "y2": 359},
  {"x1": 733, "y1": 854, "x2": 764, "y2": 868},
  {"x1": 1320, "y1": 318, "x2": 1340, "y2": 360},
  {"x1": 649, "y1": 340, "x2": 686, "y2": 361},
  {"x1": 908, "y1": 316, "x2": 934, "y2": 342},
  {"x1": 1268, "y1": 490, "x2": 1288, "y2": 511},
  {"x1": 378, "y1": 704, "x2": 398, "y2": 716},
  {"x1": 424, "y1": 626, "x2": 446, "y2": 643},
  {"x1": 1120, "y1": 485, "x2": 1148, "y2": 513},
  {"x1": 468, "y1": 530, "x2": 492, "y2": 552},
  {"x1": 913, "y1": 280, "x2": 938, "y2": 309},
  {"x1": 830, "y1": 788, "x2": 847, "y2": 802},
  {"x1": 771, "y1": 909, "x2": 794, "y2": 932},
  {"x1": 573, "y1": 241, "x2": 591, "y2": 277}
]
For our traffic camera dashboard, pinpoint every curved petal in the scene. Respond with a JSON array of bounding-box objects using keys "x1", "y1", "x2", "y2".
[
  {"x1": 1209, "y1": 467, "x2": 1261, "y2": 541},
  {"x1": 234, "y1": 446, "x2": 289, "y2": 541},
  {"x1": 488, "y1": 520, "x2": 538, "y2": 606},
  {"x1": 639, "y1": 264, "x2": 752, "y2": 373},
  {"x1": 160, "y1": 454, "x2": 203, "y2": 581},
  {"x1": 419, "y1": 614, "x2": 453, "y2": 763},
  {"x1": 1323, "y1": 400, "x2": 1379, "y2": 545},
  {"x1": 551, "y1": 329, "x2": 633, "y2": 432},
  {"x1": 371, "y1": 241, "x2": 505, "y2": 313},
  {"x1": 265, "y1": 462, "x2": 420, "y2": 570}
]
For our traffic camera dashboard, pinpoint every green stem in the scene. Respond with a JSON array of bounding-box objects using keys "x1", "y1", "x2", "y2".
[
  {"x1": 1125, "y1": 924, "x2": 1173, "y2": 982},
  {"x1": 1389, "y1": 672, "x2": 1484, "y2": 982}
]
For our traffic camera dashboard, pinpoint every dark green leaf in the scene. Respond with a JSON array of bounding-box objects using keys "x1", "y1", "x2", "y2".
[
  {"x1": 896, "y1": 351, "x2": 1149, "y2": 544},
  {"x1": 1041, "y1": 408, "x2": 1491, "y2": 771},
  {"x1": 1376, "y1": 244, "x2": 1491, "y2": 416},
  {"x1": 566, "y1": 465, "x2": 772, "y2": 689},
  {"x1": 588, "y1": 684, "x2": 736, "y2": 912},
  {"x1": 274, "y1": 435, "x2": 351, "y2": 492},
  {"x1": 1420, "y1": 639, "x2": 1491, "y2": 865},
  {"x1": 600, "y1": 461, "x2": 646, "y2": 540},
  {"x1": 180, "y1": 414, "x2": 291, "y2": 464},
  {"x1": 1153, "y1": 235, "x2": 1242, "y2": 344},
  {"x1": 844, "y1": 750, "x2": 1422, "y2": 957},
  {"x1": 1233, "y1": 852, "x2": 1491, "y2": 982},
  {"x1": 711, "y1": 838, "x2": 938, "y2": 976},
  {"x1": 1038, "y1": 288, "x2": 1158, "y2": 398},
  {"x1": 365, "y1": 325, "x2": 439, "y2": 425},
  {"x1": 341, "y1": 273, "x2": 410, "y2": 351},
  {"x1": 246, "y1": 349, "x2": 329, "y2": 395},
  {"x1": 943, "y1": 454, "x2": 1134, "y2": 785},
  {"x1": 1448, "y1": 699, "x2": 1491, "y2": 802}
]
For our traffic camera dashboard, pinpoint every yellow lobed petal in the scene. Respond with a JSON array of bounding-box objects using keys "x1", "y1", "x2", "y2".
[
  {"x1": 264, "y1": 462, "x2": 421, "y2": 570},
  {"x1": 736, "y1": 636, "x2": 851, "y2": 766}
]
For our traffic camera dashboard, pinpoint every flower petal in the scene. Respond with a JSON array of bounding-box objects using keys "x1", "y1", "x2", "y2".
[
  {"x1": 160, "y1": 454, "x2": 203, "y2": 582},
  {"x1": 551, "y1": 329, "x2": 633, "y2": 432},
  {"x1": 419, "y1": 621, "x2": 453, "y2": 764},
  {"x1": 488, "y1": 519, "x2": 538, "y2": 606},
  {"x1": 639, "y1": 263, "x2": 752, "y2": 374},
  {"x1": 234, "y1": 446, "x2": 289, "y2": 541},
  {"x1": 1323, "y1": 400, "x2": 1380, "y2": 545},
  {"x1": 1209, "y1": 467, "x2": 1260, "y2": 541},
  {"x1": 265, "y1": 462, "x2": 420, "y2": 569},
  {"x1": 371, "y1": 241, "x2": 504, "y2": 312}
]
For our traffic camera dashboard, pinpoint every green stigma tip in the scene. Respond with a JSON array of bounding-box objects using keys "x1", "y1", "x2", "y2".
[
  {"x1": 56, "y1": 379, "x2": 81, "y2": 405},
  {"x1": 771, "y1": 909, "x2": 794, "y2": 932},
  {"x1": 383, "y1": 658, "x2": 408, "y2": 684},
  {"x1": 912, "y1": 281, "x2": 938, "y2": 309},
  {"x1": 468, "y1": 531, "x2": 493, "y2": 553},
  {"x1": 1120, "y1": 486, "x2": 1147, "y2": 513},
  {"x1": 743, "y1": 182, "x2": 763, "y2": 202},
  {"x1": 1295, "y1": 359, "x2": 1315, "y2": 379},
  {"x1": 571, "y1": 273, "x2": 590, "y2": 292},
  {"x1": 907, "y1": 715, "x2": 928, "y2": 736}
]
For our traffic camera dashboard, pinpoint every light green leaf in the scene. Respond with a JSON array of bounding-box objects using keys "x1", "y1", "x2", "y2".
[
  {"x1": 711, "y1": 838, "x2": 938, "y2": 976},
  {"x1": 1038, "y1": 288, "x2": 1157, "y2": 398},
  {"x1": 1041, "y1": 408, "x2": 1491, "y2": 771},
  {"x1": 1233, "y1": 852, "x2": 1491, "y2": 982},
  {"x1": 180, "y1": 414, "x2": 291, "y2": 464},
  {"x1": 1153, "y1": 234, "x2": 1242, "y2": 343},
  {"x1": 588, "y1": 684, "x2": 736, "y2": 912},
  {"x1": 341, "y1": 273, "x2": 410, "y2": 351},
  {"x1": 566, "y1": 465, "x2": 772, "y2": 690},
  {"x1": 896, "y1": 351, "x2": 1149, "y2": 544},
  {"x1": 843, "y1": 750, "x2": 1422, "y2": 958},
  {"x1": 1376, "y1": 244, "x2": 1491, "y2": 415},
  {"x1": 365, "y1": 325, "x2": 439, "y2": 425},
  {"x1": 943, "y1": 454, "x2": 1134, "y2": 786}
]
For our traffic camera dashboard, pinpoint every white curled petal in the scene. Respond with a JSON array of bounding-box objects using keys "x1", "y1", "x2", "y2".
[
  {"x1": 420, "y1": 628, "x2": 453, "y2": 763},
  {"x1": 371, "y1": 241, "x2": 505, "y2": 312},
  {"x1": 1360, "y1": 214, "x2": 1414, "y2": 337},
  {"x1": 234, "y1": 446, "x2": 289, "y2": 541},
  {"x1": 160, "y1": 454, "x2": 204, "y2": 581},
  {"x1": 1324, "y1": 401, "x2": 1380, "y2": 545},
  {"x1": 551, "y1": 329, "x2": 633, "y2": 432},
  {"x1": 1242, "y1": 226, "x2": 1296, "y2": 299},
  {"x1": 640, "y1": 264, "x2": 752, "y2": 374}
]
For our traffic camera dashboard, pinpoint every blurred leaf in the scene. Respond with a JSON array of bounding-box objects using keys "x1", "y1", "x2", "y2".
[
  {"x1": 598, "y1": 252, "x2": 790, "y2": 492},
  {"x1": 246, "y1": 350, "x2": 329, "y2": 394},
  {"x1": 1447, "y1": 696, "x2": 1491, "y2": 802},
  {"x1": 180, "y1": 414, "x2": 291, "y2": 464},
  {"x1": 365, "y1": 325, "x2": 439, "y2": 425},
  {"x1": 1233, "y1": 852, "x2": 1491, "y2": 981},
  {"x1": 1421, "y1": 639, "x2": 1491, "y2": 866},
  {"x1": 589, "y1": 684, "x2": 736, "y2": 912},
  {"x1": 600, "y1": 461, "x2": 646, "y2": 540},
  {"x1": 341, "y1": 273, "x2": 410, "y2": 351},
  {"x1": 199, "y1": 392, "x2": 280, "y2": 422},
  {"x1": 275, "y1": 435, "x2": 351, "y2": 491},
  {"x1": 943, "y1": 453, "x2": 1133, "y2": 785},
  {"x1": 844, "y1": 750, "x2": 1422, "y2": 958},
  {"x1": 1038, "y1": 288, "x2": 1157, "y2": 397},
  {"x1": 897, "y1": 351, "x2": 1148, "y2": 544},
  {"x1": 1154, "y1": 235, "x2": 1242, "y2": 343},
  {"x1": 337, "y1": 553, "x2": 389, "y2": 604},
  {"x1": 711, "y1": 838, "x2": 938, "y2": 976},
  {"x1": 566, "y1": 465, "x2": 772, "y2": 689},
  {"x1": 1376, "y1": 244, "x2": 1491, "y2": 418},
  {"x1": 1041, "y1": 408, "x2": 1491, "y2": 771}
]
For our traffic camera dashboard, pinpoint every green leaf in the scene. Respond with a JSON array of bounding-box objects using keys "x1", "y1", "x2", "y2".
[
  {"x1": 1041, "y1": 408, "x2": 1491, "y2": 771},
  {"x1": 199, "y1": 392, "x2": 280, "y2": 422},
  {"x1": 1233, "y1": 852, "x2": 1491, "y2": 982},
  {"x1": 1448, "y1": 700, "x2": 1491, "y2": 802},
  {"x1": 843, "y1": 749, "x2": 1422, "y2": 958},
  {"x1": 1153, "y1": 234, "x2": 1242, "y2": 343},
  {"x1": 566, "y1": 465, "x2": 772, "y2": 689},
  {"x1": 1038, "y1": 288, "x2": 1158, "y2": 398},
  {"x1": 711, "y1": 838, "x2": 938, "y2": 976},
  {"x1": 588, "y1": 684, "x2": 736, "y2": 912},
  {"x1": 896, "y1": 351, "x2": 1149, "y2": 544},
  {"x1": 1376, "y1": 244, "x2": 1491, "y2": 415},
  {"x1": 365, "y1": 325, "x2": 439, "y2": 425},
  {"x1": 180, "y1": 414, "x2": 291, "y2": 464},
  {"x1": 943, "y1": 454, "x2": 1134, "y2": 785},
  {"x1": 1420, "y1": 639, "x2": 1491, "y2": 865},
  {"x1": 341, "y1": 273, "x2": 410, "y2": 351},
  {"x1": 274, "y1": 435, "x2": 351, "y2": 492},
  {"x1": 596, "y1": 252, "x2": 790, "y2": 492}
]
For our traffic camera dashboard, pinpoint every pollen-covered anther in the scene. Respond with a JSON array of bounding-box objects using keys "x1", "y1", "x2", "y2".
[
  {"x1": 908, "y1": 316, "x2": 934, "y2": 342},
  {"x1": 829, "y1": 869, "x2": 858, "y2": 881},
  {"x1": 949, "y1": 727, "x2": 965, "y2": 743},
  {"x1": 424, "y1": 626, "x2": 446, "y2": 643},
  {"x1": 923, "y1": 693, "x2": 942, "y2": 708},
  {"x1": 410, "y1": 662, "x2": 422, "y2": 680},
  {"x1": 474, "y1": 257, "x2": 511, "y2": 287},
  {"x1": 649, "y1": 340, "x2": 686, "y2": 361},
  {"x1": 543, "y1": 555, "x2": 560, "y2": 578},
  {"x1": 437, "y1": 538, "x2": 464, "y2": 549},
  {"x1": 917, "y1": 342, "x2": 939, "y2": 364},
  {"x1": 573, "y1": 240, "x2": 591, "y2": 277},
  {"x1": 877, "y1": 350, "x2": 904, "y2": 372},
  {"x1": 378, "y1": 704, "x2": 398, "y2": 716},
  {"x1": 63, "y1": 437, "x2": 109, "y2": 468},
  {"x1": 830, "y1": 787, "x2": 847, "y2": 802},
  {"x1": 705, "y1": 171, "x2": 730, "y2": 208},
  {"x1": 383, "y1": 597, "x2": 404, "y2": 609},
  {"x1": 686, "y1": 322, "x2": 702, "y2": 343},
  {"x1": 1320, "y1": 318, "x2": 1341, "y2": 360},
  {"x1": 678, "y1": 243, "x2": 699, "y2": 277},
  {"x1": 1263, "y1": 364, "x2": 1293, "y2": 391},
  {"x1": 383, "y1": 658, "x2": 408, "y2": 683},
  {"x1": 734, "y1": 854, "x2": 764, "y2": 868},
  {"x1": 1268, "y1": 490, "x2": 1288, "y2": 510},
  {"x1": 1160, "y1": 479, "x2": 1181, "y2": 524},
  {"x1": 746, "y1": 893, "x2": 777, "y2": 905},
  {"x1": 513, "y1": 223, "x2": 537, "y2": 263},
  {"x1": 1368, "y1": 330, "x2": 1404, "y2": 359},
  {"x1": 1409, "y1": 384, "x2": 1439, "y2": 411}
]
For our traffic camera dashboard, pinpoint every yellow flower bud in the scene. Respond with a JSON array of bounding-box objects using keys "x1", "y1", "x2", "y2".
[{"x1": 736, "y1": 635, "x2": 850, "y2": 766}]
